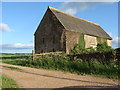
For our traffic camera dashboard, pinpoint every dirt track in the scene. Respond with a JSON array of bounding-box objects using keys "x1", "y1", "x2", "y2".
[{"x1": 1, "y1": 63, "x2": 119, "y2": 88}]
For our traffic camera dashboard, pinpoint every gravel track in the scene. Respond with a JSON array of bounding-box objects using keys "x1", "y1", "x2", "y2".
[{"x1": 1, "y1": 63, "x2": 119, "y2": 88}]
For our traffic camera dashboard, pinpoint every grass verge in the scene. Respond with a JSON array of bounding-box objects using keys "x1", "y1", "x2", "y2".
[
  {"x1": 1, "y1": 74, "x2": 19, "y2": 88},
  {"x1": 2, "y1": 65, "x2": 22, "y2": 70}
]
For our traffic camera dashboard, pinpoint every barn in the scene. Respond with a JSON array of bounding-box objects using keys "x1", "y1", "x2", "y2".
[{"x1": 34, "y1": 6, "x2": 112, "y2": 54}]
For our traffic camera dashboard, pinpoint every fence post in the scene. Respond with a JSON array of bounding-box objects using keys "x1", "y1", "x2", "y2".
[{"x1": 32, "y1": 50, "x2": 35, "y2": 61}]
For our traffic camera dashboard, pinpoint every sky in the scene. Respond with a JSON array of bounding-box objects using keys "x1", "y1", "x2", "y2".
[{"x1": 0, "y1": 1, "x2": 119, "y2": 53}]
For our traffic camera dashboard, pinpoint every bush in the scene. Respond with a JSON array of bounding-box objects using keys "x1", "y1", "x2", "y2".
[
  {"x1": 32, "y1": 56, "x2": 119, "y2": 79},
  {"x1": 70, "y1": 42, "x2": 114, "y2": 54},
  {"x1": 96, "y1": 42, "x2": 113, "y2": 52},
  {"x1": 86, "y1": 47, "x2": 96, "y2": 52}
]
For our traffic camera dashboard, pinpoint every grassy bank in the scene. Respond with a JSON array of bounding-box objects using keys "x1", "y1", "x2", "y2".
[
  {"x1": 2, "y1": 65, "x2": 22, "y2": 70},
  {"x1": 2, "y1": 74, "x2": 19, "y2": 88},
  {"x1": 2, "y1": 54, "x2": 119, "y2": 79}
]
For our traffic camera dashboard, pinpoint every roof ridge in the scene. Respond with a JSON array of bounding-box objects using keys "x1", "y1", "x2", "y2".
[{"x1": 48, "y1": 6, "x2": 99, "y2": 26}]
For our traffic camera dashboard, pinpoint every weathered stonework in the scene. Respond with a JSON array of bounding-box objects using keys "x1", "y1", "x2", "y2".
[
  {"x1": 107, "y1": 39, "x2": 112, "y2": 46},
  {"x1": 84, "y1": 35, "x2": 97, "y2": 48},
  {"x1": 34, "y1": 9, "x2": 66, "y2": 54},
  {"x1": 65, "y1": 31, "x2": 80, "y2": 54}
]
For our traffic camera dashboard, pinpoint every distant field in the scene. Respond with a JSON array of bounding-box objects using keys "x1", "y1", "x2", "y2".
[
  {"x1": 0, "y1": 54, "x2": 31, "y2": 57},
  {"x1": 0, "y1": 54, "x2": 32, "y2": 61}
]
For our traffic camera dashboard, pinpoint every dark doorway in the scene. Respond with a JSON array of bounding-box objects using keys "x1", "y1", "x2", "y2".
[
  {"x1": 41, "y1": 50, "x2": 43, "y2": 53},
  {"x1": 53, "y1": 49, "x2": 55, "y2": 52}
]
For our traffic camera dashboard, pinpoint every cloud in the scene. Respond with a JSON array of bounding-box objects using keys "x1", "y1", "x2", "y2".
[
  {"x1": 112, "y1": 37, "x2": 120, "y2": 48},
  {"x1": 108, "y1": 32, "x2": 112, "y2": 37},
  {"x1": 0, "y1": 43, "x2": 33, "y2": 50},
  {"x1": 107, "y1": 32, "x2": 119, "y2": 48},
  {"x1": 0, "y1": 23, "x2": 12, "y2": 32},
  {"x1": 59, "y1": 2, "x2": 111, "y2": 15},
  {"x1": 29, "y1": 40, "x2": 33, "y2": 43}
]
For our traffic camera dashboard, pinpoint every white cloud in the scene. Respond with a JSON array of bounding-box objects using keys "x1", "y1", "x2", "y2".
[
  {"x1": 59, "y1": 2, "x2": 111, "y2": 15},
  {"x1": 29, "y1": 40, "x2": 33, "y2": 43},
  {"x1": 14, "y1": 43, "x2": 33, "y2": 49},
  {"x1": 108, "y1": 32, "x2": 112, "y2": 37},
  {"x1": 0, "y1": 23, "x2": 12, "y2": 32},
  {"x1": 112, "y1": 37, "x2": 120, "y2": 48},
  {"x1": 0, "y1": 43, "x2": 33, "y2": 50},
  {"x1": 64, "y1": 8, "x2": 77, "y2": 15},
  {"x1": 107, "y1": 32, "x2": 119, "y2": 48}
]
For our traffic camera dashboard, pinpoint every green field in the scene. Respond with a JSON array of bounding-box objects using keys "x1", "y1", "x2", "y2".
[
  {"x1": 1, "y1": 54, "x2": 119, "y2": 79},
  {"x1": 0, "y1": 53, "x2": 29, "y2": 58}
]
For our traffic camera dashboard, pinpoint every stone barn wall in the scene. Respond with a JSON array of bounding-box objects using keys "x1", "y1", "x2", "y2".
[
  {"x1": 84, "y1": 35, "x2": 97, "y2": 48},
  {"x1": 107, "y1": 39, "x2": 112, "y2": 46},
  {"x1": 34, "y1": 9, "x2": 66, "y2": 54},
  {"x1": 65, "y1": 31, "x2": 80, "y2": 54},
  {"x1": 84, "y1": 35, "x2": 112, "y2": 48}
]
